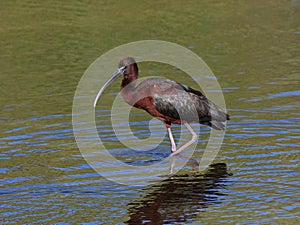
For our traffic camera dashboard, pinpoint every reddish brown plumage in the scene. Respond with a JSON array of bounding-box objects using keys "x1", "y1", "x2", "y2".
[
  {"x1": 94, "y1": 56, "x2": 230, "y2": 154},
  {"x1": 118, "y1": 57, "x2": 229, "y2": 130}
]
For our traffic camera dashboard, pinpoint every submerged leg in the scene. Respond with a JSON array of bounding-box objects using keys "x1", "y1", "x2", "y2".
[{"x1": 171, "y1": 122, "x2": 198, "y2": 155}]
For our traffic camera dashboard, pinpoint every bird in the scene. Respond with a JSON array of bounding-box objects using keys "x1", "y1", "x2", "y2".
[{"x1": 94, "y1": 57, "x2": 230, "y2": 155}]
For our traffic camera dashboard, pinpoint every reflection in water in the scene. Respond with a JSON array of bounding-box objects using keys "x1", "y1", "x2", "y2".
[
  {"x1": 126, "y1": 163, "x2": 232, "y2": 224},
  {"x1": 169, "y1": 153, "x2": 200, "y2": 174}
]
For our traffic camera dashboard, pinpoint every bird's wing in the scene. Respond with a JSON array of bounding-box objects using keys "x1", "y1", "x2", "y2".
[
  {"x1": 179, "y1": 83, "x2": 229, "y2": 119},
  {"x1": 152, "y1": 80, "x2": 229, "y2": 129},
  {"x1": 152, "y1": 80, "x2": 204, "y2": 122},
  {"x1": 153, "y1": 89, "x2": 202, "y2": 122}
]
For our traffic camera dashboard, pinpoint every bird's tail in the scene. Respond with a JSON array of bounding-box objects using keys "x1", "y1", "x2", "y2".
[
  {"x1": 210, "y1": 120, "x2": 226, "y2": 130},
  {"x1": 206, "y1": 100, "x2": 230, "y2": 130}
]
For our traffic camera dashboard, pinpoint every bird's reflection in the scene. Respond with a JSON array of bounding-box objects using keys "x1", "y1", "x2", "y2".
[{"x1": 126, "y1": 162, "x2": 231, "y2": 225}]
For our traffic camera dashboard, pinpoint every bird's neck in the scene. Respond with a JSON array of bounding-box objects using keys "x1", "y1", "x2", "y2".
[
  {"x1": 120, "y1": 63, "x2": 139, "y2": 106},
  {"x1": 120, "y1": 80, "x2": 138, "y2": 106},
  {"x1": 121, "y1": 77, "x2": 136, "y2": 89}
]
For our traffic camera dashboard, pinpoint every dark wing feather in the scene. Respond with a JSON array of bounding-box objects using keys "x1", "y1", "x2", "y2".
[
  {"x1": 154, "y1": 91, "x2": 203, "y2": 122},
  {"x1": 179, "y1": 84, "x2": 230, "y2": 130},
  {"x1": 150, "y1": 79, "x2": 230, "y2": 130}
]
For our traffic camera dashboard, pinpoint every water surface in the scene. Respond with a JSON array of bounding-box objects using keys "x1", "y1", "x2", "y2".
[{"x1": 1, "y1": 1, "x2": 299, "y2": 224}]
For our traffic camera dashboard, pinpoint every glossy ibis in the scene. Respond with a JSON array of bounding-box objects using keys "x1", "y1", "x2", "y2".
[{"x1": 94, "y1": 57, "x2": 230, "y2": 155}]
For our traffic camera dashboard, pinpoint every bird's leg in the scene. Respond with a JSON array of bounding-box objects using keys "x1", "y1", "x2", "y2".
[
  {"x1": 171, "y1": 123, "x2": 198, "y2": 155},
  {"x1": 167, "y1": 126, "x2": 177, "y2": 152}
]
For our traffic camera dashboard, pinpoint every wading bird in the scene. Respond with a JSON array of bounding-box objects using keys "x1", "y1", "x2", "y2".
[{"x1": 94, "y1": 57, "x2": 230, "y2": 155}]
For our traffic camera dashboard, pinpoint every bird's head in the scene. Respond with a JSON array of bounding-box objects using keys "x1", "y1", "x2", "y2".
[
  {"x1": 93, "y1": 57, "x2": 138, "y2": 107},
  {"x1": 118, "y1": 57, "x2": 138, "y2": 79}
]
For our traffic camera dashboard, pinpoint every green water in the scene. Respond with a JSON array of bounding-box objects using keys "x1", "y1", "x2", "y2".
[{"x1": 1, "y1": 0, "x2": 299, "y2": 224}]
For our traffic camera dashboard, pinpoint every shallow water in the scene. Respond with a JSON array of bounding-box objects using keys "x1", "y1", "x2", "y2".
[{"x1": 1, "y1": 1, "x2": 300, "y2": 224}]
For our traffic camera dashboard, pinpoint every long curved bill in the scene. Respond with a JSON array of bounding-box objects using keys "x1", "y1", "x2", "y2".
[{"x1": 93, "y1": 66, "x2": 126, "y2": 107}]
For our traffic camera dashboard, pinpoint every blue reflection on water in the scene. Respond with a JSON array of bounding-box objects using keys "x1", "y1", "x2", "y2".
[{"x1": 269, "y1": 90, "x2": 300, "y2": 98}]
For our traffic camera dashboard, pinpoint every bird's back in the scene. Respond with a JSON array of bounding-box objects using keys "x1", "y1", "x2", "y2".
[{"x1": 135, "y1": 78, "x2": 230, "y2": 130}]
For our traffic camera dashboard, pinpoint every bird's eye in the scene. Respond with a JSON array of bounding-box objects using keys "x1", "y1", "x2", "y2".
[
  {"x1": 118, "y1": 65, "x2": 126, "y2": 74},
  {"x1": 121, "y1": 66, "x2": 127, "y2": 74}
]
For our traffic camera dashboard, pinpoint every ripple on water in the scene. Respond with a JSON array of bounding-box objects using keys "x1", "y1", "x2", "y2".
[
  {"x1": 269, "y1": 90, "x2": 300, "y2": 98},
  {"x1": 1, "y1": 100, "x2": 299, "y2": 224}
]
